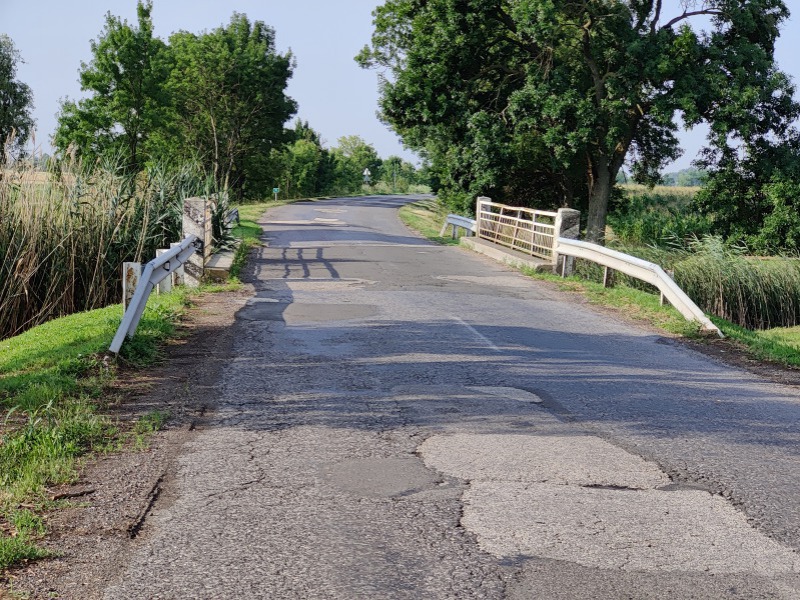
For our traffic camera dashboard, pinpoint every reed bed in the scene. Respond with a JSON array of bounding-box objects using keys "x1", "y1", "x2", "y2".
[
  {"x1": 673, "y1": 238, "x2": 800, "y2": 330},
  {"x1": 0, "y1": 160, "x2": 205, "y2": 341},
  {"x1": 607, "y1": 189, "x2": 712, "y2": 247},
  {"x1": 579, "y1": 236, "x2": 800, "y2": 330}
]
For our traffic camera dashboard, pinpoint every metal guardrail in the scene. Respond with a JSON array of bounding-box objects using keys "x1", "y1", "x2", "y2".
[
  {"x1": 440, "y1": 214, "x2": 477, "y2": 238},
  {"x1": 109, "y1": 235, "x2": 200, "y2": 354},
  {"x1": 555, "y1": 238, "x2": 723, "y2": 337},
  {"x1": 477, "y1": 198, "x2": 558, "y2": 260}
]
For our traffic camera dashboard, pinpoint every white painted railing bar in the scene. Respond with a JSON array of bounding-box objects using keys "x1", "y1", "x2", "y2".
[
  {"x1": 477, "y1": 197, "x2": 558, "y2": 260},
  {"x1": 440, "y1": 214, "x2": 477, "y2": 238},
  {"x1": 109, "y1": 234, "x2": 200, "y2": 354},
  {"x1": 555, "y1": 237, "x2": 723, "y2": 337}
]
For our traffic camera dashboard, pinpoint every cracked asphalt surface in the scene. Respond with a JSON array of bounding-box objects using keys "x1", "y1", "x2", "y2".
[{"x1": 103, "y1": 195, "x2": 800, "y2": 598}]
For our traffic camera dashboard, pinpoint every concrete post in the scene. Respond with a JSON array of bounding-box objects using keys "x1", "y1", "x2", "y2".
[
  {"x1": 155, "y1": 249, "x2": 172, "y2": 294},
  {"x1": 554, "y1": 208, "x2": 581, "y2": 276},
  {"x1": 122, "y1": 262, "x2": 141, "y2": 311},
  {"x1": 182, "y1": 197, "x2": 212, "y2": 287},
  {"x1": 170, "y1": 241, "x2": 185, "y2": 287},
  {"x1": 475, "y1": 196, "x2": 492, "y2": 240}
]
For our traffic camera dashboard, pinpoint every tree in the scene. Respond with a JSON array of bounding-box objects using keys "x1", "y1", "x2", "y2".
[
  {"x1": 53, "y1": 1, "x2": 170, "y2": 173},
  {"x1": 0, "y1": 34, "x2": 34, "y2": 163},
  {"x1": 693, "y1": 131, "x2": 800, "y2": 253},
  {"x1": 331, "y1": 135, "x2": 382, "y2": 192},
  {"x1": 166, "y1": 13, "x2": 296, "y2": 198},
  {"x1": 359, "y1": 0, "x2": 796, "y2": 242},
  {"x1": 379, "y1": 155, "x2": 422, "y2": 192}
]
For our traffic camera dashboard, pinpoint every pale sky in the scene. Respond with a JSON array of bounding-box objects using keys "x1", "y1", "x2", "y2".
[{"x1": 2, "y1": 0, "x2": 800, "y2": 172}]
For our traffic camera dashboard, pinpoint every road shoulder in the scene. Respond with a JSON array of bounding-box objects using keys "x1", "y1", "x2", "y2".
[{"x1": 4, "y1": 287, "x2": 251, "y2": 599}]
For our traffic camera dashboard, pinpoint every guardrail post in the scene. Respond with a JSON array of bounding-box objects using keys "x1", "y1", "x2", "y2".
[
  {"x1": 554, "y1": 208, "x2": 581, "y2": 276},
  {"x1": 182, "y1": 197, "x2": 213, "y2": 287},
  {"x1": 156, "y1": 249, "x2": 172, "y2": 294},
  {"x1": 603, "y1": 266, "x2": 615, "y2": 288},
  {"x1": 122, "y1": 263, "x2": 141, "y2": 311},
  {"x1": 170, "y1": 242, "x2": 185, "y2": 287},
  {"x1": 476, "y1": 196, "x2": 492, "y2": 239}
]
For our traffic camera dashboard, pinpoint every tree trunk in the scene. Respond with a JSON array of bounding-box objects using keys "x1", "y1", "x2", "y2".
[{"x1": 585, "y1": 162, "x2": 612, "y2": 244}]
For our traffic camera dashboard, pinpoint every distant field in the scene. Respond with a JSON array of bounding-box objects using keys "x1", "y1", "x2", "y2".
[
  {"x1": 2, "y1": 169, "x2": 48, "y2": 183},
  {"x1": 619, "y1": 183, "x2": 700, "y2": 198}
]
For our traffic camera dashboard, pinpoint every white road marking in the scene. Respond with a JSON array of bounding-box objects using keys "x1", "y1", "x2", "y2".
[{"x1": 451, "y1": 316, "x2": 501, "y2": 353}]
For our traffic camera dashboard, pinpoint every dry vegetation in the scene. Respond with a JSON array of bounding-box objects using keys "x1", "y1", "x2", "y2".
[{"x1": 0, "y1": 160, "x2": 204, "y2": 340}]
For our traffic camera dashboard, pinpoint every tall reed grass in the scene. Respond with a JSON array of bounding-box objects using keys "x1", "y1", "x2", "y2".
[
  {"x1": 673, "y1": 238, "x2": 800, "y2": 330},
  {"x1": 584, "y1": 235, "x2": 800, "y2": 330},
  {"x1": 0, "y1": 159, "x2": 206, "y2": 341}
]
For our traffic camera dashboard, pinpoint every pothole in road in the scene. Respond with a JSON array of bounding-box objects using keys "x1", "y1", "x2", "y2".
[
  {"x1": 318, "y1": 457, "x2": 444, "y2": 499},
  {"x1": 417, "y1": 429, "x2": 800, "y2": 578},
  {"x1": 237, "y1": 302, "x2": 379, "y2": 323},
  {"x1": 419, "y1": 433, "x2": 667, "y2": 489}
]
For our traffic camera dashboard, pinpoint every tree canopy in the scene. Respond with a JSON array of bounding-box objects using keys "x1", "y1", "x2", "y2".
[
  {"x1": 0, "y1": 34, "x2": 34, "y2": 163},
  {"x1": 53, "y1": 1, "x2": 169, "y2": 173},
  {"x1": 54, "y1": 4, "x2": 297, "y2": 199},
  {"x1": 358, "y1": 0, "x2": 797, "y2": 242},
  {"x1": 165, "y1": 13, "x2": 296, "y2": 196}
]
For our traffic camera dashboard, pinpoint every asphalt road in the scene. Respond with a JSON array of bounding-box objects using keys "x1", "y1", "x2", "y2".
[{"x1": 105, "y1": 196, "x2": 800, "y2": 599}]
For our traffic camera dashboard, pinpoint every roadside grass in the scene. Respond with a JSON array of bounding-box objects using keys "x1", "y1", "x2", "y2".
[
  {"x1": 400, "y1": 197, "x2": 800, "y2": 367},
  {"x1": 0, "y1": 288, "x2": 194, "y2": 571},
  {"x1": 715, "y1": 321, "x2": 800, "y2": 367},
  {"x1": 398, "y1": 198, "x2": 462, "y2": 245},
  {"x1": 229, "y1": 200, "x2": 284, "y2": 279},
  {"x1": 132, "y1": 409, "x2": 170, "y2": 450}
]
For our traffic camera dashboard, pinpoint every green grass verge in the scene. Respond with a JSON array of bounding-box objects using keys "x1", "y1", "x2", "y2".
[
  {"x1": 398, "y1": 198, "x2": 462, "y2": 245},
  {"x1": 713, "y1": 320, "x2": 800, "y2": 367},
  {"x1": 0, "y1": 288, "x2": 193, "y2": 572}
]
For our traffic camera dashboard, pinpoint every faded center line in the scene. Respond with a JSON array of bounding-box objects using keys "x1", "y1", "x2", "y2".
[{"x1": 451, "y1": 316, "x2": 501, "y2": 353}]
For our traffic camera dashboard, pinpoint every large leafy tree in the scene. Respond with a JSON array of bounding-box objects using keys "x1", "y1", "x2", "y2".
[
  {"x1": 331, "y1": 135, "x2": 382, "y2": 192},
  {"x1": 166, "y1": 13, "x2": 296, "y2": 198},
  {"x1": 0, "y1": 34, "x2": 34, "y2": 163},
  {"x1": 53, "y1": 1, "x2": 170, "y2": 173},
  {"x1": 272, "y1": 121, "x2": 336, "y2": 198},
  {"x1": 359, "y1": 0, "x2": 796, "y2": 242}
]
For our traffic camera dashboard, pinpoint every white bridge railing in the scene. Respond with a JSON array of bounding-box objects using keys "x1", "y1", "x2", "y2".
[
  {"x1": 477, "y1": 198, "x2": 558, "y2": 260},
  {"x1": 454, "y1": 197, "x2": 721, "y2": 336},
  {"x1": 440, "y1": 214, "x2": 477, "y2": 238}
]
